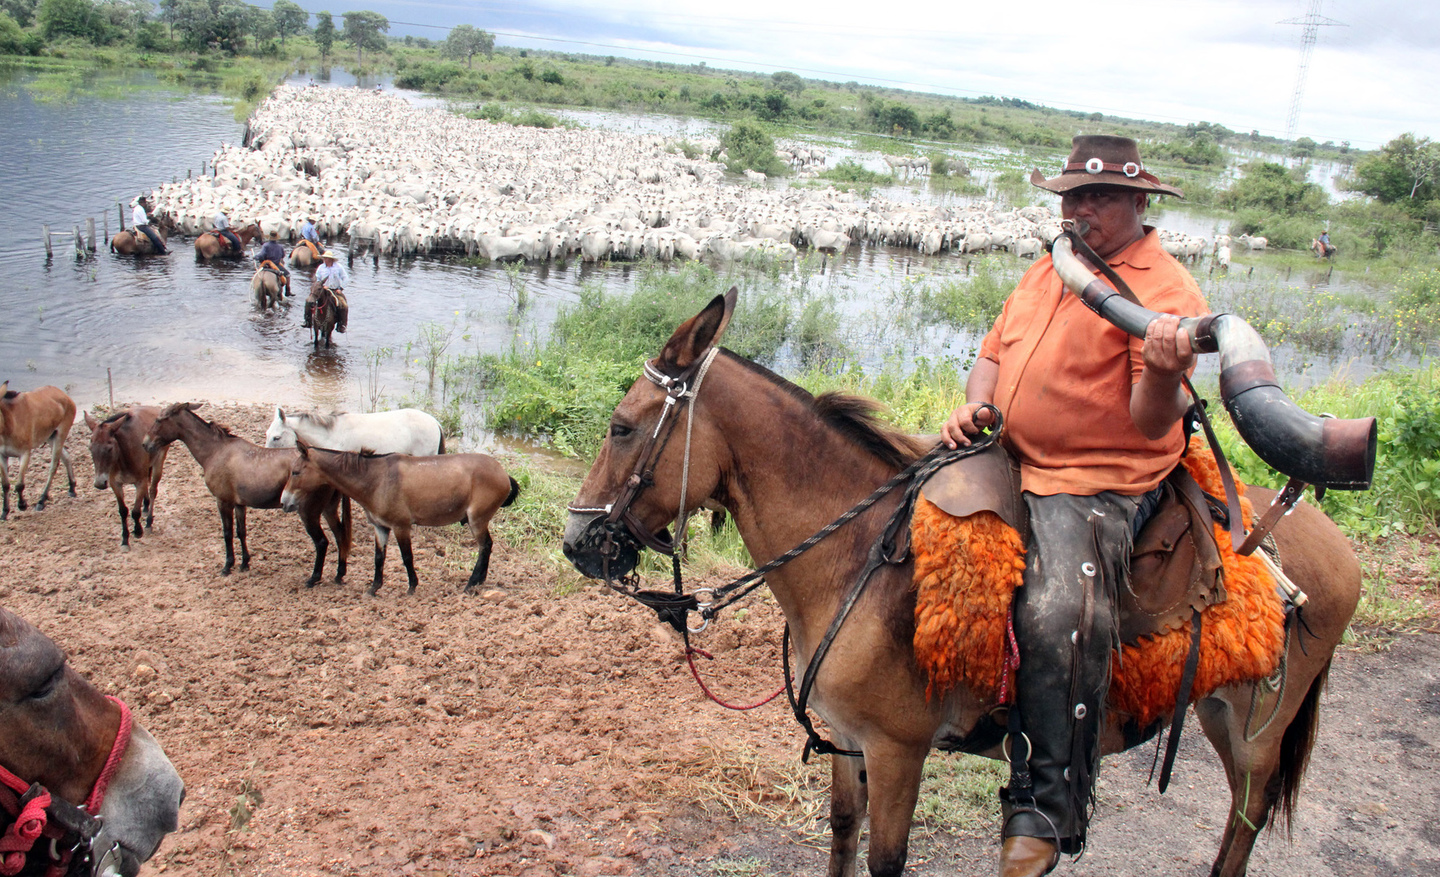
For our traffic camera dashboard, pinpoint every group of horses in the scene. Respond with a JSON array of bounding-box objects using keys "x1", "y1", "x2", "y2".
[{"x1": 108, "y1": 216, "x2": 341, "y2": 349}]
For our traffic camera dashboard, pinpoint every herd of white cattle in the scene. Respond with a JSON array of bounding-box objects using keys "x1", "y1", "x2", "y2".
[{"x1": 144, "y1": 86, "x2": 1236, "y2": 268}]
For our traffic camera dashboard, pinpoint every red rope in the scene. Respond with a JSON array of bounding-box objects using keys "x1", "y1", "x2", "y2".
[
  {"x1": 0, "y1": 786, "x2": 50, "y2": 877},
  {"x1": 84, "y1": 697, "x2": 132, "y2": 815},
  {"x1": 685, "y1": 646, "x2": 786, "y2": 711},
  {"x1": 997, "y1": 605, "x2": 1021, "y2": 706}
]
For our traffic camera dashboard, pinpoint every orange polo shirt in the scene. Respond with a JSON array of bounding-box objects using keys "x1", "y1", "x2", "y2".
[{"x1": 977, "y1": 228, "x2": 1208, "y2": 497}]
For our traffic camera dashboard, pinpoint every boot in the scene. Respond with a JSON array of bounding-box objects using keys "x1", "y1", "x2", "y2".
[
  {"x1": 999, "y1": 836, "x2": 1059, "y2": 877},
  {"x1": 336, "y1": 305, "x2": 348, "y2": 333},
  {"x1": 302, "y1": 300, "x2": 313, "y2": 328}
]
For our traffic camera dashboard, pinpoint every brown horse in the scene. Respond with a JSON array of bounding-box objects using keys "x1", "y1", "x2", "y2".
[
  {"x1": 251, "y1": 267, "x2": 285, "y2": 310},
  {"x1": 0, "y1": 382, "x2": 76, "y2": 520},
  {"x1": 281, "y1": 442, "x2": 519, "y2": 596},
  {"x1": 109, "y1": 226, "x2": 168, "y2": 256},
  {"x1": 0, "y1": 607, "x2": 184, "y2": 877},
  {"x1": 291, "y1": 239, "x2": 322, "y2": 268},
  {"x1": 193, "y1": 221, "x2": 262, "y2": 260},
  {"x1": 562, "y1": 290, "x2": 1362, "y2": 877},
  {"x1": 84, "y1": 407, "x2": 168, "y2": 548},
  {"x1": 141, "y1": 403, "x2": 351, "y2": 584},
  {"x1": 308, "y1": 286, "x2": 338, "y2": 350}
]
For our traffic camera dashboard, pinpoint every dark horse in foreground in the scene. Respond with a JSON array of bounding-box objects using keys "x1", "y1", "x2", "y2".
[
  {"x1": 562, "y1": 290, "x2": 1361, "y2": 877},
  {"x1": 1, "y1": 607, "x2": 184, "y2": 877},
  {"x1": 307, "y1": 286, "x2": 339, "y2": 349}
]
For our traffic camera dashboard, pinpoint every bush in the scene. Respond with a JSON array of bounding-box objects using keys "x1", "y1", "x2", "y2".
[
  {"x1": 820, "y1": 159, "x2": 889, "y2": 184},
  {"x1": 0, "y1": 10, "x2": 26, "y2": 53},
  {"x1": 720, "y1": 121, "x2": 783, "y2": 175}
]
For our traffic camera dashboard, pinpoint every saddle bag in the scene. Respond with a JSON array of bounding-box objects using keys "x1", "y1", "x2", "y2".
[{"x1": 1120, "y1": 466, "x2": 1227, "y2": 645}]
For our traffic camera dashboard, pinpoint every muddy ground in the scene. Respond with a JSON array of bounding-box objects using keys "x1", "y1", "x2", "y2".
[{"x1": 2, "y1": 402, "x2": 1437, "y2": 876}]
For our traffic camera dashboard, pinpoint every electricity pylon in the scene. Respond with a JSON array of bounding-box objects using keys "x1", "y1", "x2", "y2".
[{"x1": 1281, "y1": 0, "x2": 1345, "y2": 142}]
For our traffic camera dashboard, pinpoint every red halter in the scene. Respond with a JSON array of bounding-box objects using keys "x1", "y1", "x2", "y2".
[{"x1": 0, "y1": 696, "x2": 133, "y2": 877}]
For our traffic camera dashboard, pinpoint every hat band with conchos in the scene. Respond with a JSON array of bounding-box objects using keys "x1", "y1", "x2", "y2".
[{"x1": 1065, "y1": 159, "x2": 1144, "y2": 178}]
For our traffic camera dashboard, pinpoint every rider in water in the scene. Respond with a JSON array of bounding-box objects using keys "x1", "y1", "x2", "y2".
[
  {"x1": 130, "y1": 197, "x2": 167, "y2": 254},
  {"x1": 305, "y1": 250, "x2": 349, "y2": 333},
  {"x1": 298, "y1": 217, "x2": 323, "y2": 259},
  {"x1": 214, "y1": 211, "x2": 242, "y2": 254},
  {"x1": 257, "y1": 231, "x2": 291, "y2": 297}
]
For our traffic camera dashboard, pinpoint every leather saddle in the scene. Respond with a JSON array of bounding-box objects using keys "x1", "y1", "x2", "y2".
[{"x1": 919, "y1": 443, "x2": 1226, "y2": 645}]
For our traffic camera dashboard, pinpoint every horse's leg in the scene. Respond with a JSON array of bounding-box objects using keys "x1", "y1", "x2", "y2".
[
  {"x1": 59, "y1": 438, "x2": 75, "y2": 497},
  {"x1": 236, "y1": 504, "x2": 251, "y2": 571},
  {"x1": 109, "y1": 482, "x2": 132, "y2": 547},
  {"x1": 320, "y1": 494, "x2": 349, "y2": 583},
  {"x1": 14, "y1": 449, "x2": 33, "y2": 510},
  {"x1": 218, "y1": 501, "x2": 236, "y2": 575},
  {"x1": 369, "y1": 524, "x2": 390, "y2": 595},
  {"x1": 301, "y1": 503, "x2": 328, "y2": 588},
  {"x1": 826, "y1": 749, "x2": 868, "y2": 877},
  {"x1": 35, "y1": 431, "x2": 67, "y2": 509},
  {"x1": 397, "y1": 529, "x2": 419, "y2": 593},
  {"x1": 858, "y1": 740, "x2": 927, "y2": 877},
  {"x1": 464, "y1": 530, "x2": 493, "y2": 593},
  {"x1": 1, "y1": 454, "x2": 11, "y2": 519}
]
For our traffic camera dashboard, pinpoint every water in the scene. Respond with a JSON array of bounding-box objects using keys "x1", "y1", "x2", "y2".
[{"x1": 0, "y1": 72, "x2": 1405, "y2": 449}]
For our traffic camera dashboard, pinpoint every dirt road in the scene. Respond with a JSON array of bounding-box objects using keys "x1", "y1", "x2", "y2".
[{"x1": 2, "y1": 403, "x2": 1436, "y2": 876}]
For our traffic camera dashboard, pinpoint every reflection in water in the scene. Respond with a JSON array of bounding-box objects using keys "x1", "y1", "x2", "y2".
[{"x1": 302, "y1": 348, "x2": 351, "y2": 411}]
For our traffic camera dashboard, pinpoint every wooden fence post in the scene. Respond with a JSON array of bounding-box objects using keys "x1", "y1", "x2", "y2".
[
  {"x1": 73, "y1": 225, "x2": 85, "y2": 259},
  {"x1": 43, "y1": 224, "x2": 52, "y2": 258},
  {"x1": 86, "y1": 218, "x2": 96, "y2": 252},
  {"x1": 118, "y1": 203, "x2": 126, "y2": 231}
]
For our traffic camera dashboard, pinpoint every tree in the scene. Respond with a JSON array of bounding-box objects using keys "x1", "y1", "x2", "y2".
[
  {"x1": 770, "y1": 70, "x2": 803, "y2": 95},
  {"x1": 1353, "y1": 134, "x2": 1440, "y2": 207},
  {"x1": 342, "y1": 9, "x2": 386, "y2": 65},
  {"x1": 0, "y1": 0, "x2": 37, "y2": 27},
  {"x1": 39, "y1": 0, "x2": 101, "y2": 41},
  {"x1": 313, "y1": 10, "x2": 333, "y2": 61},
  {"x1": 441, "y1": 22, "x2": 492, "y2": 69},
  {"x1": 272, "y1": 0, "x2": 306, "y2": 47}
]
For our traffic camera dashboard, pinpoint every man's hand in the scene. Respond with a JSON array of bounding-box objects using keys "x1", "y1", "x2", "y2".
[
  {"x1": 1141, "y1": 314, "x2": 1195, "y2": 377},
  {"x1": 941, "y1": 402, "x2": 995, "y2": 449}
]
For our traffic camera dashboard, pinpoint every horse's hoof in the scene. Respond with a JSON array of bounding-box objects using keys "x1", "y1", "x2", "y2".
[
  {"x1": 239, "y1": 563, "x2": 250, "y2": 572},
  {"x1": 120, "y1": 543, "x2": 130, "y2": 552},
  {"x1": 304, "y1": 578, "x2": 319, "y2": 588},
  {"x1": 221, "y1": 567, "x2": 233, "y2": 576},
  {"x1": 405, "y1": 585, "x2": 417, "y2": 595}
]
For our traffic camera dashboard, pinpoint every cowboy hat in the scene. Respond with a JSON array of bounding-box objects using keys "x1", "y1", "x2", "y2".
[
  {"x1": 320, "y1": 250, "x2": 337, "y2": 259},
  {"x1": 1030, "y1": 135, "x2": 1184, "y2": 198}
]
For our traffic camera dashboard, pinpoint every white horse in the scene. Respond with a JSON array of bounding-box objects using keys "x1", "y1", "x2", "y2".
[{"x1": 265, "y1": 407, "x2": 445, "y2": 455}]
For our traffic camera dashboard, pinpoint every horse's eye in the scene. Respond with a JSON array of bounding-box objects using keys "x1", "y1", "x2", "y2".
[
  {"x1": 27, "y1": 667, "x2": 62, "y2": 701},
  {"x1": 609, "y1": 422, "x2": 633, "y2": 440}
]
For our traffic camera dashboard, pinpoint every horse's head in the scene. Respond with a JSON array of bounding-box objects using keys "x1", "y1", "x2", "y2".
[
  {"x1": 85, "y1": 411, "x2": 130, "y2": 490},
  {"x1": 0, "y1": 608, "x2": 183, "y2": 877},
  {"x1": 265, "y1": 407, "x2": 297, "y2": 448},
  {"x1": 141, "y1": 402, "x2": 199, "y2": 454},
  {"x1": 562, "y1": 287, "x2": 737, "y2": 581},
  {"x1": 280, "y1": 441, "x2": 331, "y2": 512}
]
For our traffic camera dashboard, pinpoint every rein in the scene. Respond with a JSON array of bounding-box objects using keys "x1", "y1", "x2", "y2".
[{"x1": 0, "y1": 697, "x2": 132, "y2": 877}]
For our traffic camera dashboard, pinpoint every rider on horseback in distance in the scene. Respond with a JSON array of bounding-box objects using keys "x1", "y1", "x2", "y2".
[
  {"x1": 213, "y1": 210, "x2": 242, "y2": 254},
  {"x1": 942, "y1": 135, "x2": 1207, "y2": 877},
  {"x1": 256, "y1": 231, "x2": 291, "y2": 297},
  {"x1": 304, "y1": 250, "x2": 349, "y2": 333},
  {"x1": 131, "y1": 197, "x2": 167, "y2": 254}
]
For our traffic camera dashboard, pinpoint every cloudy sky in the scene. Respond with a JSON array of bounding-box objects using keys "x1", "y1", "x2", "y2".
[{"x1": 298, "y1": 0, "x2": 1437, "y2": 149}]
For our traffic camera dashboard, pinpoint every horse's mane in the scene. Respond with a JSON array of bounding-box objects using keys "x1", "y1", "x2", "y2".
[
  {"x1": 161, "y1": 404, "x2": 238, "y2": 439},
  {"x1": 2, "y1": 390, "x2": 16, "y2": 400},
  {"x1": 721, "y1": 350, "x2": 929, "y2": 470},
  {"x1": 300, "y1": 411, "x2": 337, "y2": 430},
  {"x1": 101, "y1": 411, "x2": 128, "y2": 425}
]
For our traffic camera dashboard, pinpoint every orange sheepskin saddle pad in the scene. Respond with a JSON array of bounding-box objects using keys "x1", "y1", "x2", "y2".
[{"x1": 911, "y1": 441, "x2": 1285, "y2": 728}]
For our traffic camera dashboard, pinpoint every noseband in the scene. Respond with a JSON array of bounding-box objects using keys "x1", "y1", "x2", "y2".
[{"x1": 0, "y1": 697, "x2": 133, "y2": 877}]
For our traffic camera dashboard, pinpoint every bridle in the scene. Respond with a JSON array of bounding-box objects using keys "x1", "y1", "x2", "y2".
[
  {"x1": 0, "y1": 696, "x2": 133, "y2": 877},
  {"x1": 565, "y1": 347, "x2": 721, "y2": 630}
]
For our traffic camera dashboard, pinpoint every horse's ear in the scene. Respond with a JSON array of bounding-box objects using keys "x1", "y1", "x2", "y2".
[
  {"x1": 276, "y1": 407, "x2": 287, "y2": 424},
  {"x1": 658, "y1": 286, "x2": 737, "y2": 371},
  {"x1": 296, "y1": 439, "x2": 310, "y2": 457},
  {"x1": 184, "y1": 402, "x2": 201, "y2": 411},
  {"x1": 84, "y1": 411, "x2": 98, "y2": 430}
]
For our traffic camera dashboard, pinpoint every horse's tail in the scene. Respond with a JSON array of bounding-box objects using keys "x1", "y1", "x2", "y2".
[
  {"x1": 437, "y1": 432, "x2": 446, "y2": 455},
  {"x1": 502, "y1": 476, "x2": 520, "y2": 508},
  {"x1": 1275, "y1": 656, "x2": 1331, "y2": 835}
]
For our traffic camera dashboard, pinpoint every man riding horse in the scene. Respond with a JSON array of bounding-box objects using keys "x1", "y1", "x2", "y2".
[
  {"x1": 213, "y1": 211, "x2": 243, "y2": 254},
  {"x1": 256, "y1": 231, "x2": 292, "y2": 297},
  {"x1": 130, "y1": 197, "x2": 167, "y2": 254},
  {"x1": 942, "y1": 135, "x2": 1206, "y2": 876},
  {"x1": 304, "y1": 250, "x2": 349, "y2": 333}
]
